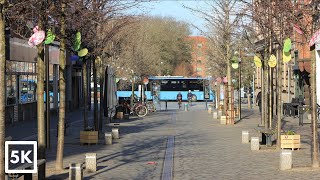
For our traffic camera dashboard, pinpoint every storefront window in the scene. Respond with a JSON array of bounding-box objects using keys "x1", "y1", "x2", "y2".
[
  {"x1": 20, "y1": 75, "x2": 37, "y2": 103},
  {"x1": 6, "y1": 75, "x2": 17, "y2": 106}
]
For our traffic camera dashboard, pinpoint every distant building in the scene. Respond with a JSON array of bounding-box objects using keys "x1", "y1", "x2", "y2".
[{"x1": 188, "y1": 36, "x2": 208, "y2": 78}]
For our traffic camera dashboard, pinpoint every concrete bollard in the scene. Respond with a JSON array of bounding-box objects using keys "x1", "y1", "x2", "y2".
[
  {"x1": 251, "y1": 137, "x2": 259, "y2": 151},
  {"x1": 85, "y1": 153, "x2": 97, "y2": 172},
  {"x1": 220, "y1": 116, "x2": 226, "y2": 125},
  {"x1": 213, "y1": 111, "x2": 218, "y2": 119},
  {"x1": 242, "y1": 131, "x2": 249, "y2": 144},
  {"x1": 69, "y1": 163, "x2": 83, "y2": 180},
  {"x1": 104, "y1": 133, "x2": 112, "y2": 145},
  {"x1": 280, "y1": 150, "x2": 292, "y2": 170},
  {"x1": 218, "y1": 110, "x2": 222, "y2": 119},
  {"x1": 112, "y1": 128, "x2": 119, "y2": 139},
  {"x1": 184, "y1": 104, "x2": 188, "y2": 111},
  {"x1": 208, "y1": 107, "x2": 212, "y2": 114}
]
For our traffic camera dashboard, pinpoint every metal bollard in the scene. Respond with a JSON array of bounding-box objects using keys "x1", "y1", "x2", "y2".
[
  {"x1": 165, "y1": 101, "x2": 168, "y2": 110},
  {"x1": 112, "y1": 128, "x2": 119, "y2": 139},
  {"x1": 251, "y1": 137, "x2": 259, "y2": 151},
  {"x1": 69, "y1": 163, "x2": 83, "y2": 180},
  {"x1": 280, "y1": 150, "x2": 292, "y2": 170},
  {"x1": 242, "y1": 131, "x2": 249, "y2": 144},
  {"x1": 104, "y1": 133, "x2": 112, "y2": 145},
  {"x1": 85, "y1": 153, "x2": 97, "y2": 172},
  {"x1": 184, "y1": 104, "x2": 188, "y2": 111}
]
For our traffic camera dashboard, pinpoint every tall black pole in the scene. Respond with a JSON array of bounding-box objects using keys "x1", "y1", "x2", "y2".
[
  {"x1": 238, "y1": 61, "x2": 241, "y2": 121},
  {"x1": 45, "y1": 45, "x2": 50, "y2": 149},
  {"x1": 44, "y1": 0, "x2": 50, "y2": 149}
]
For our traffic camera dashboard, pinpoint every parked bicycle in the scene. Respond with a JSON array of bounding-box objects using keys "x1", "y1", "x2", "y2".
[
  {"x1": 146, "y1": 101, "x2": 156, "y2": 113},
  {"x1": 123, "y1": 101, "x2": 148, "y2": 117}
]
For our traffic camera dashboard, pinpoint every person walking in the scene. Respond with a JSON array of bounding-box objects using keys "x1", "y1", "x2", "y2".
[
  {"x1": 256, "y1": 91, "x2": 262, "y2": 113},
  {"x1": 187, "y1": 90, "x2": 193, "y2": 105},
  {"x1": 177, "y1": 92, "x2": 182, "y2": 109}
]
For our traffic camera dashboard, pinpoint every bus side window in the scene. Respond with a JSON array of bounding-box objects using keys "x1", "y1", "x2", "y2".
[{"x1": 182, "y1": 81, "x2": 187, "y2": 89}]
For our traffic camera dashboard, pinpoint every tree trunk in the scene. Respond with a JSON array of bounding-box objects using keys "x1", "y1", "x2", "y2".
[
  {"x1": 37, "y1": 25, "x2": 46, "y2": 179},
  {"x1": 83, "y1": 60, "x2": 88, "y2": 129},
  {"x1": 261, "y1": 62, "x2": 265, "y2": 126},
  {"x1": 55, "y1": 1, "x2": 66, "y2": 170},
  {"x1": 0, "y1": 5, "x2": 6, "y2": 179},
  {"x1": 216, "y1": 83, "x2": 220, "y2": 110},
  {"x1": 99, "y1": 63, "x2": 104, "y2": 134},
  {"x1": 93, "y1": 57, "x2": 98, "y2": 131},
  {"x1": 247, "y1": 92, "x2": 251, "y2": 109},
  {"x1": 276, "y1": 48, "x2": 282, "y2": 150},
  {"x1": 310, "y1": 48, "x2": 319, "y2": 167}
]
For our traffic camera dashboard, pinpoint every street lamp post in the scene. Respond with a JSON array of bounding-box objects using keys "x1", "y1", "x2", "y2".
[{"x1": 238, "y1": 59, "x2": 241, "y2": 121}]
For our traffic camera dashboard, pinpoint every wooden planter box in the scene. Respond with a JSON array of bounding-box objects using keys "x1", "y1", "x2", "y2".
[
  {"x1": 116, "y1": 112, "x2": 123, "y2": 119},
  {"x1": 80, "y1": 131, "x2": 98, "y2": 145},
  {"x1": 281, "y1": 135, "x2": 301, "y2": 150}
]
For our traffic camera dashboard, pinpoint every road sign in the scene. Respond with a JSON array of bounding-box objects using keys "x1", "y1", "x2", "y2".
[{"x1": 5, "y1": 141, "x2": 38, "y2": 174}]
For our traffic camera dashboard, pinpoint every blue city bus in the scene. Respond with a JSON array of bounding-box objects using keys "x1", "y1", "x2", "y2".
[{"x1": 117, "y1": 76, "x2": 214, "y2": 101}]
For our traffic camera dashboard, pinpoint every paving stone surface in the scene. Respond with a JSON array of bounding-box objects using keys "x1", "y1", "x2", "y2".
[{"x1": 7, "y1": 102, "x2": 320, "y2": 179}]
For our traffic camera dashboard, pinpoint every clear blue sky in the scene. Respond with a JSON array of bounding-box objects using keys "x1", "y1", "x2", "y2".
[{"x1": 128, "y1": 1, "x2": 207, "y2": 36}]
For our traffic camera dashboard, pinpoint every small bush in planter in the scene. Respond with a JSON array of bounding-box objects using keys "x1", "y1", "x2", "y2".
[{"x1": 285, "y1": 130, "x2": 296, "y2": 135}]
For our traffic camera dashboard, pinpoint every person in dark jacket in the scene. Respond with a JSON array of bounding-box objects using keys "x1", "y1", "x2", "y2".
[{"x1": 256, "y1": 91, "x2": 261, "y2": 112}]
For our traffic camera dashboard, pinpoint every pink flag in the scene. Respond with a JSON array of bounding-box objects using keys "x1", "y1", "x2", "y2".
[{"x1": 293, "y1": 24, "x2": 303, "y2": 35}]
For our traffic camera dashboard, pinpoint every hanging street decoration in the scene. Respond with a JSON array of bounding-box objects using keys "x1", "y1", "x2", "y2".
[
  {"x1": 293, "y1": 24, "x2": 303, "y2": 35},
  {"x1": 283, "y1": 51, "x2": 291, "y2": 63},
  {"x1": 268, "y1": 54, "x2": 277, "y2": 67},
  {"x1": 283, "y1": 38, "x2": 291, "y2": 52},
  {"x1": 78, "y1": 48, "x2": 88, "y2": 57},
  {"x1": 223, "y1": 77, "x2": 228, "y2": 83},
  {"x1": 73, "y1": 32, "x2": 81, "y2": 51},
  {"x1": 44, "y1": 29, "x2": 55, "y2": 45},
  {"x1": 231, "y1": 63, "x2": 239, "y2": 69},
  {"x1": 254, "y1": 55, "x2": 262, "y2": 67},
  {"x1": 231, "y1": 56, "x2": 239, "y2": 69},
  {"x1": 28, "y1": 26, "x2": 45, "y2": 47},
  {"x1": 309, "y1": 29, "x2": 320, "y2": 47},
  {"x1": 216, "y1": 77, "x2": 222, "y2": 83}
]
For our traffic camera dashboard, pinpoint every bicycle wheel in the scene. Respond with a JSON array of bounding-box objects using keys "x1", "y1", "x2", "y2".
[
  {"x1": 146, "y1": 102, "x2": 156, "y2": 112},
  {"x1": 135, "y1": 105, "x2": 148, "y2": 117}
]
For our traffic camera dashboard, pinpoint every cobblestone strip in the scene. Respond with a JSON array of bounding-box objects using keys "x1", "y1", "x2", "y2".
[
  {"x1": 162, "y1": 136, "x2": 175, "y2": 180},
  {"x1": 162, "y1": 112, "x2": 176, "y2": 180}
]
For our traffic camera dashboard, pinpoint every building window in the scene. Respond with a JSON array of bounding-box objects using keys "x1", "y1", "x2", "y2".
[
  {"x1": 6, "y1": 75, "x2": 17, "y2": 106},
  {"x1": 197, "y1": 60, "x2": 202, "y2": 64},
  {"x1": 197, "y1": 43, "x2": 202, "y2": 48},
  {"x1": 196, "y1": 67, "x2": 202, "y2": 72},
  {"x1": 20, "y1": 75, "x2": 37, "y2": 103},
  {"x1": 6, "y1": 60, "x2": 37, "y2": 105}
]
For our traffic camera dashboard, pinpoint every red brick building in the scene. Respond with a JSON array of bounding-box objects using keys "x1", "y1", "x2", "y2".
[{"x1": 188, "y1": 36, "x2": 208, "y2": 78}]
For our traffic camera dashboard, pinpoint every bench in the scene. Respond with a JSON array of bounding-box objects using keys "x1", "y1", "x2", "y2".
[
  {"x1": 283, "y1": 98, "x2": 303, "y2": 117},
  {"x1": 255, "y1": 117, "x2": 278, "y2": 146},
  {"x1": 6, "y1": 159, "x2": 45, "y2": 180},
  {"x1": 298, "y1": 104, "x2": 320, "y2": 126}
]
